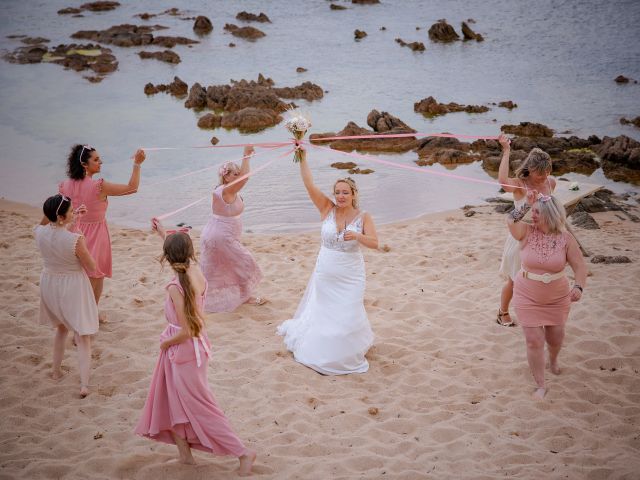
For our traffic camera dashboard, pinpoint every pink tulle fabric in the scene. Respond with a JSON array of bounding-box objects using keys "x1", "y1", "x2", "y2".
[
  {"x1": 200, "y1": 186, "x2": 262, "y2": 313},
  {"x1": 59, "y1": 177, "x2": 111, "y2": 278},
  {"x1": 134, "y1": 278, "x2": 246, "y2": 456}
]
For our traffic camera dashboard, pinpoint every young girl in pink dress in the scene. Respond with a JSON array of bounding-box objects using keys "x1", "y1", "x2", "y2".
[
  {"x1": 200, "y1": 145, "x2": 265, "y2": 313},
  {"x1": 135, "y1": 220, "x2": 255, "y2": 475},
  {"x1": 507, "y1": 192, "x2": 587, "y2": 400},
  {"x1": 34, "y1": 194, "x2": 98, "y2": 398},
  {"x1": 59, "y1": 144, "x2": 146, "y2": 319}
]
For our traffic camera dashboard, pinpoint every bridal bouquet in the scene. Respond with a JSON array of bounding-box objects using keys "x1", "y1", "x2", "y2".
[{"x1": 284, "y1": 111, "x2": 311, "y2": 163}]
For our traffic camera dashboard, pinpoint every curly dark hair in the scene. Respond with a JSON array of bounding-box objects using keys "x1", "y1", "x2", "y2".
[{"x1": 67, "y1": 144, "x2": 96, "y2": 180}]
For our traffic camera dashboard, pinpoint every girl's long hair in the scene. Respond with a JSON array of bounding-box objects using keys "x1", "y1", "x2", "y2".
[{"x1": 160, "y1": 232, "x2": 204, "y2": 337}]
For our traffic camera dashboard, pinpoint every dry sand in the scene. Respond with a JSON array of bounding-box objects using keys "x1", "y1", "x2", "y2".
[{"x1": 0, "y1": 198, "x2": 639, "y2": 480}]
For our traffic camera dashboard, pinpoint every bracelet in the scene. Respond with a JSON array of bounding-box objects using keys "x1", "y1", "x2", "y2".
[
  {"x1": 573, "y1": 284, "x2": 583, "y2": 292},
  {"x1": 508, "y1": 203, "x2": 531, "y2": 222},
  {"x1": 133, "y1": 163, "x2": 141, "y2": 169}
]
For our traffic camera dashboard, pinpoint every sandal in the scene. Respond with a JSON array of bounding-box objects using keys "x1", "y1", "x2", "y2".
[{"x1": 496, "y1": 308, "x2": 515, "y2": 327}]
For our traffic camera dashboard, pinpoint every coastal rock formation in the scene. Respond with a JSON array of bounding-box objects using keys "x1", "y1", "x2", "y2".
[
  {"x1": 352, "y1": 0, "x2": 380, "y2": 4},
  {"x1": 354, "y1": 30, "x2": 367, "y2": 40},
  {"x1": 138, "y1": 49, "x2": 180, "y2": 64},
  {"x1": 501, "y1": 122, "x2": 554, "y2": 137},
  {"x1": 395, "y1": 38, "x2": 425, "y2": 51},
  {"x1": 591, "y1": 135, "x2": 640, "y2": 169},
  {"x1": 144, "y1": 76, "x2": 188, "y2": 97},
  {"x1": 330, "y1": 3, "x2": 347, "y2": 10},
  {"x1": 428, "y1": 20, "x2": 459, "y2": 42},
  {"x1": 81, "y1": 1, "x2": 120, "y2": 11},
  {"x1": 223, "y1": 24, "x2": 266, "y2": 40},
  {"x1": 58, "y1": 7, "x2": 82, "y2": 14},
  {"x1": 620, "y1": 116, "x2": 640, "y2": 128},
  {"x1": 414, "y1": 96, "x2": 489, "y2": 116},
  {"x1": 461, "y1": 21, "x2": 483, "y2": 41},
  {"x1": 614, "y1": 75, "x2": 630, "y2": 83},
  {"x1": 498, "y1": 100, "x2": 517, "y2": 109},
  {"x1": 367, "y1": 110, "x2": 414, "y2": 132},
  {"x1": 3, "y1": 42, "x2": 117, "y2": 82},
  {"x1": 219, "y1": 108, "x2": 282, "y2": 133},
  {"x1": 71, "y1": 24, "x2": 198, "y2": 48},
  {"x1": 193, "y1": 16, "x2": 213, "y2": 34},
  {"x1": 236, "y1": 11, "x2": 271, "y2": 23}
]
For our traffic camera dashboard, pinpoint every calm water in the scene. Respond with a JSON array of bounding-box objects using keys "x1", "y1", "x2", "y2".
[{"x1": 1, "y1": 0, "x2": 639, "y2": 232}]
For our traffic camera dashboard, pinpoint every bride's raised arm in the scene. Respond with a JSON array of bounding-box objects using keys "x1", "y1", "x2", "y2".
[{"x1": 297, "y1": 147, "x2": 333, "y2": 218}]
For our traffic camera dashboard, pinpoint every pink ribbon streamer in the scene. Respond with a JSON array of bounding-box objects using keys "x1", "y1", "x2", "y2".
[
  {"x1": 155, "y1": 147, "x2": 296, "y2": 221},
  {"x1": 309, "y1": 132, "x2": 500, "y2": 142},
  {"x1": 142, "y1": 141, "x2": 292, "y2": 151}
]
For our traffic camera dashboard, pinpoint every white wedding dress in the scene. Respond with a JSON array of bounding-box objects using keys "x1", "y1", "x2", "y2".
[{"x1": 277, "y1": 207, "x2": 374, "y2": 375}]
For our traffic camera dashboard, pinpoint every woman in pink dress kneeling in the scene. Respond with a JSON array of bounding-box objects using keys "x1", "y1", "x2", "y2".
[
  {"x1": 200, "y1": 145, "x2": 265, "y2": 313},
  {"x1": 135, "y1": 220, "x2": 255, "y2": 475},
  {"x1": 59, "y1": 144, "x2": 146, "y2": 320},
  {"x1": 507, "y1": 191, "x2": 587, "y2": 400}
]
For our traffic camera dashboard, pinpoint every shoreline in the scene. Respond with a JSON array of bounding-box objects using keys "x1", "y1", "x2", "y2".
[{"x1": 1, "y1": 194, "x2": 639, "y2": 479}]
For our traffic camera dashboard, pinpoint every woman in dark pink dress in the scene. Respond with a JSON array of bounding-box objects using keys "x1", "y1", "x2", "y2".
[
  {"x1": 60, "y1": 144, "x2": 145, "y2": 320},
  {"x1": 507, "y1": 192, "x2": 587, "y2": 400},
  {"x1": 200, "y1": 146, "x2": 265, "y2": 313}
]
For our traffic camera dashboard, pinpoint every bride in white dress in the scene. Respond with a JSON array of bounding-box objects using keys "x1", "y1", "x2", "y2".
[{"x1": 277, "y1": 147, "x2": 379, "y2": 375}]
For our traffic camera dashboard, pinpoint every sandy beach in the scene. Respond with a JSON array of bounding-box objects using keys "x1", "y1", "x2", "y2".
[{"x1": 0, "y1": 197, "x2": 639, "y2": 480}]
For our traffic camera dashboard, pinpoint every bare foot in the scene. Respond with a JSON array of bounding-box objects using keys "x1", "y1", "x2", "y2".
[
  {"x1": 51, "y1": 370, "x2": 64, "y2": 381},
  {"x1": 532, "y1": 387, "x2": 546, "y2": 400},
  {"x1": 80, "y1": 384, "x2": 89, "y2": 398},
  {"x1": 549, "y1": 362, "x2": 561, "y2": 375},
  {"x1": 237, "y1": 450, "x2": 256, "y2": 476},
  {"x1": 164, "y1": 458, "x2": 197, "y2": 466},
  {"x1": 98, "y1": 311, "x2": 107, "y2": 324}
]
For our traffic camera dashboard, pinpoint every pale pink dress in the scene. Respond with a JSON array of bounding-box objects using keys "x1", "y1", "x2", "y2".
[
  {"x1": 34, "y1": 224, "x2": 98, "y2": 335},
  {"x1": 135, "y1": 278, "x2": 247, "y2": 456},
  {"x1": 513, "y1": 226, "x2": 571, "y2": 327},
  {"x1": 59, "y1": 177, "x2": 111, "y2": 278},
  {"x1": 200, "y1": 186, "x2": 262, "y2": 313}
]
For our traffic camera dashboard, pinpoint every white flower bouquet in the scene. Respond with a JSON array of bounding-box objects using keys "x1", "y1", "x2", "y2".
[{"x1": 284, "y1": 111, "x2": 311, "y2": 163}]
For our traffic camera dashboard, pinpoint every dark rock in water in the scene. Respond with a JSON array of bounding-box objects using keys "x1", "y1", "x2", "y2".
[
  {"x1": 428, "y1": 20, "x2": 459, "y2": 42},
  {"x1": 58, "y1": 7, "x2": 82, "y2": 14},
  {"x1": 229, "y1": 43, "x2": 236, "y2": 47},
  {"x1": 501, "y1": 122, "x2": 554, "y2": 137},
  {"x1": 219, "y1": 107, "x2": 282, "y2": 133},
  {"x1": 414, "y1": 96, "x2": 488, "y2": 116},
  {"x1": 355, "y1": 29, "x2": 367, "y2": 40},
  {"x1": 210, "y1": 137, "x2": 219, "y2": 145},
  {"x1": 80, "y1": 2, "x2": 120, "y2": 12},
  {"x1": 352, "y1": 0, "x2": 380, "y2": 4},
  {"x1": 138, "y1": 49, "x2": 180, "y2": 64},
  {"x1": 367, "y1": 109, "x2": 414, "y2": 133},
  {"x1": 620, "y1": 116, "x2": 640, "y2": 128},
  {"x1": 331, "y1": 162, "x2": 358, "y2": 170},
  {"x1": 223, "y1": 23, "x2": 266, "y2": 40},
  {"x1": 591, "y1": 255, "x2": 631, "y2": 264},
  {"x1": 193, "y1": 16, "x2": 213, "y2": 34},
  {"x1": 273, "y1": 81, "x2": 324, "y2": 101},
  {"x1": 349, "y1": 167, "x2": 375, "y2": 174},
  {"x1": 236, "y1": 11, "x2": 271, "y2": 23},
  {"x1": 395, "y1": 38, "x2": 425, "y2": 52},
  {"x1": 21, "y1": 37, "x2": 50, "y2": 45},
  {"x1": 197, "y1": 113, "x2": 221, "y2": 129},
  {"x1": 416, "y1": 149, "x2": 478, "y2": 166},
  {"x1": 498, "y1": 100, "x2": 517, "y2": 109},
  {"x1": 591, "y1": 135, "x2": 640, "y2": 170},
  {"x1": 296, "y1": 66, "x2": 307, "y2": 72},
  {"x1": 614, "y1": 75, "x2": 630, "y2": 83},
  {"x1": 72, "y1": 24, "x2": 198, "y2": 48},
  {"x1": 185, "y1": 82, "x2": 207, "y2": 108},
  {"x1": 144, "y1": 83, "x2": 158, "y2": 95},
  {"x1": 330, "y1": 3, "x2": 347, "y2": 10},
  {"x1": 145, "y1": 76, "x2": 188, "y2": 97},
  {"x1": 461, "y1": 21, "x2": 483, "y2": 41},
  {"x1": 569, "y1": 211, "x2": 599, "y2": 229}
]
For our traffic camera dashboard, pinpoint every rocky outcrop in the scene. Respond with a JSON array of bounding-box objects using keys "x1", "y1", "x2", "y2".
[
  {"x1": 58, "y1": 7, "x2": 82, "y2": 14},
  {"x1": 367, "y1": 110, "x2": 415, "y2": 132},
  {"x1": 144, "y1": 76, "x2": 188, "y2": 97},
  {"x1": 501, "y1": 122, "x2": 554, "y2": 137},
  {"x1": 395, "y1": 38, "x2": 425, "y2": 51},
  {"x1": 193, "y1": 16, "x2": 213, "y2": 34},
  {"x1": 620, "y1": 116, "x2": 640, "y2": 128},
  {"x1": 330, "y1": 3, "x2": 347, "y2": 9},
  {"x1": 414, "y1": 96, "x2": 489, "y2": 116},
  {"x1": 3, "y1": 43, "x2": 117, "y2": 82},
  {"x1": 569, "y1": 211, "x2": 600, "y2": 229},
  {"x1": 614, "y1": 75, "x2": 630, "y2": 83},
  {"x1": 461, "y1": 21, "x2": 483, "y2": 41},
  {"x1": 352, "y1": 0, "x2": 380, "y2": 3},
  {"x1": 81, "y1": 2, "x2": 120, "y2": 11},
  {"x1": 591, "y1": 135, "x2": 640, "y2": 169},
  {"x1": 219, "y1": 108, "x2": 282, "y2": 133},
  {"x1": 498, "y1": 100, "x2": 517, "y2": 109},
  {"x1": 223, "y1": 24, "x2": 266, "y2": 40},
  {"x1": 428, "y1": 20, "x2": 459, "y2": 42},
  {"x1": 71, "y1": 24, "x2": 198, "y2": 48},
  {"x1": 354, "y1": 29, "x2": 367, "y2": 40},
  {"x1": 138, "y1": 49, "x2": 180, "y2": 64},
  {"x1": 236, "y1": 11, "x2": 271, "y2": 23}
]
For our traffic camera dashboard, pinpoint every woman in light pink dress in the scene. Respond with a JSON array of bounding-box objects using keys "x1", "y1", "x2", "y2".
[
  {"x1": 59, "y1": 144, "x2": 146, "y2": 319},
  {"x1": 507, "y1": 192, "x2": 587, "y2": 400},
  {"x1": 34, "y1": 194, "x2": 98, "y2": 398},
  {"x1": 200, "y1": 145, "x2": 265, "y2": 313},
  {"x1": 135, "y1": 221, "x2": 255, "y2": 475}
]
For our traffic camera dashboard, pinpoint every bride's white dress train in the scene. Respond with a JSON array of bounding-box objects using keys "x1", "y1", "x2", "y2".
[{"x1": 277, "y1": 208, "x2": 374, "y2": 375}]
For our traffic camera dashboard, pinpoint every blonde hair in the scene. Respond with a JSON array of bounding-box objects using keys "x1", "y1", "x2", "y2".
[
  {"x1": 333, "y1": 177, "x2": 359, "y2": 208},
  {"x1": 160, "y1": 233, "x2": 204, "y2": 338},
  {"x1": 515, "y1": 148, "x2": 552, "y2": 180},
  {"x1": 218, "y1": 161, "x2": 240, "y2": 186},
  {"x1": 536, "y1": 195, "x2": 566, "y2": 234}
]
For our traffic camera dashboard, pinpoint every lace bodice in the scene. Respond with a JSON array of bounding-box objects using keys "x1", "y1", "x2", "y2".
[{"x1": 321, "y1": 208, "x2": 364, "y2": 253}]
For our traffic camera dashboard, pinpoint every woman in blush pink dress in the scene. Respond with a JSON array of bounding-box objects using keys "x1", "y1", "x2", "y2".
[
  {"x1": 135, "y1": 220, "x2": 255, "y2": 475},
  {"x1": 200, "y1": 145, "x2": 265, "y2": 313},
  {"x1": 507, "y1": 192, "x2": 587, "y2": 400},
  {"x1": 59, "y1": 144, "x2": 145, "y2": 320}
]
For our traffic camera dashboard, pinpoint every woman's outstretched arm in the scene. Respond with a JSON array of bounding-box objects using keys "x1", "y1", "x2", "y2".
[{"x1": 298, "y1": 147, "x2": 333, "y2": 217}]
